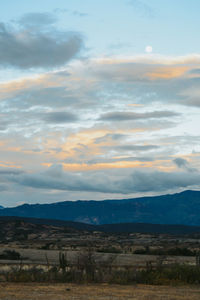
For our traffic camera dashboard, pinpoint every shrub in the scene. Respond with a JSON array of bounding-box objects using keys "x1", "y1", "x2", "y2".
[{"x1": 0, "y1": 250, "x2": 21, "y2": 260}]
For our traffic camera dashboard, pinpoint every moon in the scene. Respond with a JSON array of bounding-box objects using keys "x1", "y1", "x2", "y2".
[{"x1": 145, "y1": 46, "x2": 153, "y2": 53}]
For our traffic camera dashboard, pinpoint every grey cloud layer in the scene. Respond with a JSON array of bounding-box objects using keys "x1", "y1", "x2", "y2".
[
  {"x1": 173, "y1": 158, "x2": 197, "y2": 172},
  {"x1": 0, "y1": 14, "x2": 83, "y2": 69},
  {"x1": 100, "y1": 111, "x2": 179, "y2": 122},
  {"x1": 113, "y1": 145, "x2": 159, "y2": 151},
  {"x1": 42, "y1": 112, "x2": 78, "y2": 123},
  {"x1": 17, "y1": 12, "x2": 58, "y2": 29},
  {"x1": 121, "y1": 170, "x2": 200, "y2": 193},
  {"x1": 2, "y1": 165, "x2": 199, "y2": 195}
]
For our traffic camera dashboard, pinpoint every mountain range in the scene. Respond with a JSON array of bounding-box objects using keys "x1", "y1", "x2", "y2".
[{"x1": 0, "y1": 190, "x2": 200, "y2": 226}]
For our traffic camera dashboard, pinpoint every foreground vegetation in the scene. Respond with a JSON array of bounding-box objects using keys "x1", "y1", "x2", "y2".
[
  {"x1": 1, "y1": 251, "x2": 200, "y2": 286},
  {"x1": 4, "y1": 265, "x2": 200, "y2": 285}
]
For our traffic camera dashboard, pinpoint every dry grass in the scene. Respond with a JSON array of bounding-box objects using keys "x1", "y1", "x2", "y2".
[
  {"x1": 0, "y1": 283, "x2": 200, "y2": 300},
  {"x1": 0, "y1": 247, "x2": 196, "y2": 268}
]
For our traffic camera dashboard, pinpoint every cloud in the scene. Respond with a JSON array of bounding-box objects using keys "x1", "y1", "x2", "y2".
[
  {"x1": 174, "y1": 157, "x2": 188, "y2": 168},
  {"x1": 0, "y1": 119, "x2": 10, "y2": 131},
  {"x1": 0, "y1": 184, "x2": 7, "y2": 192},
  {"x1": 54, "y1": 8, "x2": 88, "y2": 18},
  {"x1": 121, "y1": 170, "x2": 200, "y2": 193},
  {"x1": 72, "y1": 11, "x2": 89, "y2": 17},
  {"x1": 128, "y1": 0, "x2": 154, "y2": 18},
  {"x1": 173, "y1": 157, "x2": 197, "y2": 172},
  {"x1": 10, "y1": 165, "x2": 120, "y2": 194},
  {"x1": 87, "y1": 55, "x2": 200, "y2": 107},
  {"x1": 5, "y1": 165, "x2": 200, "y2": 195},
  {"x1": 0, "y1": 14, "x2": 84, "y2": 69},
  {"x1": 0, "y1": 168, "x2": 24, "y2": 175},
  {"x1": 0, "y1": 53, "x2": 199, "y2": 204},
  {"x1": 99, "y1": 111, "x2": 179, "y2": 122},
  {"x1": 94, "y1": 133, "x2": 128, "y2": 144},
  {"x1": 84, "y1": 156, "x2": 154, "y2": 165},
  {"x1": 42, "y1": 111, "x2": 78, "y2": 123},
  {"x1": 17, "y1": 12, "x2": 58, "y2": 29},
  {"x1": 2, "y1": 54, "x2": 200, "y2": 112},
  {"x1": 114, "y1": 145, "x2": 159, "y2": 151}
]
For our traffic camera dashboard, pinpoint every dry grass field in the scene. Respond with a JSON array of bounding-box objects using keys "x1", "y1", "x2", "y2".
[
  {"x1": 0, "y1": 283, "x2": 200, "y2": 300},
  {"x1": 0, "y1": 247, "x2": 196, "y2": 268}
]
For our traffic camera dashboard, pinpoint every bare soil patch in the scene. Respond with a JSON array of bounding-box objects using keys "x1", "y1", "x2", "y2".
[{"x1": 0, "y1": 283, "x2": 200, "y2": 300}]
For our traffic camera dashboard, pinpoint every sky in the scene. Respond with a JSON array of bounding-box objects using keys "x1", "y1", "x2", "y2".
[{"x1": 0, "y1": 0, "x2": 200, "y2": 206}]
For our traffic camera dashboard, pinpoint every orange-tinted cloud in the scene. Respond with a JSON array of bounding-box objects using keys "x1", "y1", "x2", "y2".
[{"x1": 146, "y1": 66, "x2": 189, "y2": 80}]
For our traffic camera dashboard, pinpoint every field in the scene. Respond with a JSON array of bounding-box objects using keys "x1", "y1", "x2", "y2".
[
  {"x1": 0, "y1": 283, "x2": 200, "y2": 300},
  {"x1": 0, "y1": 247, "x2": 196, "y2": 269},
  {"x1": 1, "y1": 219, "x2": 200, "y2": 290}
]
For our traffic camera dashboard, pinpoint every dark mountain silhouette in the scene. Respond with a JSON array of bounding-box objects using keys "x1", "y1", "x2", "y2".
[
  {"x1": 0, "y1": 216, "x2": 200, "y2": 235},
  {"x1": 0, "y1": 190, "x2": 200, "y2": 225}
]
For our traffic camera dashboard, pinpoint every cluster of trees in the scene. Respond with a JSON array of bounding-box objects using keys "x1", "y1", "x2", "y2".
[
  {"x1": 134, "y1": 246, "x2": 197, "y2": 256},
  {"x1": 0, "y1": 250, "x2": 21, "y2": 260}
]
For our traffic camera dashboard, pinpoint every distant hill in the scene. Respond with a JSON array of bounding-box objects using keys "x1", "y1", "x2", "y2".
[
  {"x1": 1, "y1": 216, "x2": 200, "y2": 235},
  {"x1": 0, "y1": 206, "x2": 4, "y2": 209},
  {"x1": 0, "y1": 190, "x2": 200, "y2": 226},
  {"x1": 0, "y1": 216, "x2": 97, "y2": 232},
  {"x1": 98, "y1": 223, "x2": 200, "y2": 235}
]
